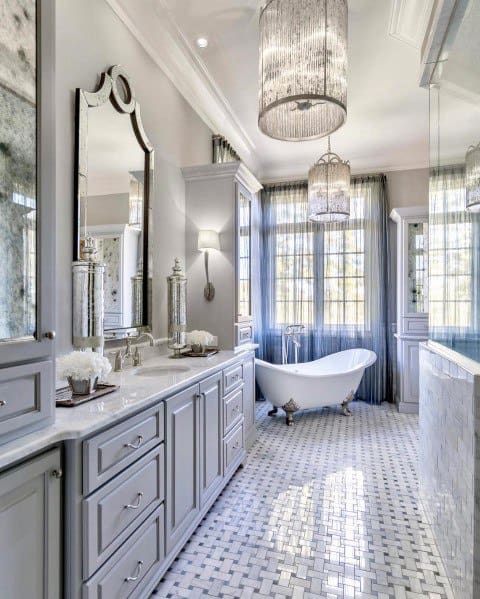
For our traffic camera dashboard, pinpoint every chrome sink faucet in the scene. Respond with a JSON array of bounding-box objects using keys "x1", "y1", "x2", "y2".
[{"x1": 114, "y1": 332, "x2": 155, "y2": 371}]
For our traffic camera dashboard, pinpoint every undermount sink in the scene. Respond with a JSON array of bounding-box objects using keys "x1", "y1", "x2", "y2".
[{"x1": 133, "y1": 365, "x2": 191, "y2": 377}]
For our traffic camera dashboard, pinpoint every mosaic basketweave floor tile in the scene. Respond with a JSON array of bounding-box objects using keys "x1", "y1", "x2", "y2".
[{"x1": 153, "y1": 402, "x2": 454, "y2": 599}]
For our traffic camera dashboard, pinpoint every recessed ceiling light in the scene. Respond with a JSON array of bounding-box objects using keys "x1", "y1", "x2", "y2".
[{"x1": 196, "y1": 37, "x2": 209, "y2": 49}]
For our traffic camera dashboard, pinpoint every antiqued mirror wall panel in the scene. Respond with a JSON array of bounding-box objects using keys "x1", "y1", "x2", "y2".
[
  {"x1": 0, "y1": 0, "x2": 55, "y2": 440},
  {"x1": 74, "y1": 66, "x2": 153, "y2": 341},
  {"x1": 0, "y1": 0, "x2": 37, "y2": 342}
]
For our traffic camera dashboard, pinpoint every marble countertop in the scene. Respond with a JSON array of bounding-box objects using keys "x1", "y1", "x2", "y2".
[{"x1": 0, "y1": 349, "x2": 252, "y2": 471}]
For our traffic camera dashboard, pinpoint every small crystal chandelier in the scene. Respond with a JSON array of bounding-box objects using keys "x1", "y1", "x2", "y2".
[
  {"x1": 308, "y1": 137, "x2": 350, "y2": 222},
  {"x1": 259, "y1": 0, "x2": 348, "y2": 142},
  {"x1": 466, "y1": 142, "x2": 480, "y2": 211}
]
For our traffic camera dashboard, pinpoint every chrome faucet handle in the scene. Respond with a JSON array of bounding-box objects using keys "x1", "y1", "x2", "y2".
[
  {"x1": 114, "y1": 350, "x2": 124, "y2": 372},
  {"x1": 124, "y1": 336, "x2": 134, "y2": 358},
  {"x1": 133, "y1": 346, "x2": 142, "y2": 367}
]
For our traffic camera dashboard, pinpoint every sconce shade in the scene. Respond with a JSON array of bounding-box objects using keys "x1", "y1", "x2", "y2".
[
  {"x1": 198, "y1": 230, "x2": 220, "y2": 251},
  {"x1": 466, "y1": 143, "x2": 480, "y2": 212}
]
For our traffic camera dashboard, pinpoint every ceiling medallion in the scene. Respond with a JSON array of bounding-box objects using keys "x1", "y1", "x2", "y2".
[
  {"x1": 259, "y1": 0, "x2": 348, "y2": 142},
  {"x1": 308, "y1": 137, "x2": 350, "y2": 222}
]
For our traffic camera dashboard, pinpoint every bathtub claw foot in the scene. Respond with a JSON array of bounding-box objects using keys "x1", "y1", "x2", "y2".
[
  {"x1": 282, "y1": 399, "x2": 299, "y2": 426},
  {"x1": 268, "y1": 407, "x2": 278, "y2": 417},
  {"x1": 341, "y1": 391, "x2": 355, "y2": 416}
]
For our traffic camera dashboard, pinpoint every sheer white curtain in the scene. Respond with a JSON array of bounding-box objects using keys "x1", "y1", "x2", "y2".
[{"x1": 256, "y1": 175, "x2": 392, "y2": 404}]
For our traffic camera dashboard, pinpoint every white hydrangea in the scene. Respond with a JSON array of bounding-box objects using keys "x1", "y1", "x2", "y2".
[
  {"x1": 57, "y1": 351, "x2": 112, "y2": 382},
  {"x1": 185, "y1": 330, "x2": 215, "y2": 347}
]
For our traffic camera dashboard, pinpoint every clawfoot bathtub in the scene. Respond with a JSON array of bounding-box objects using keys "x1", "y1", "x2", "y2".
[{"x1": 255, "y1": 349, "x2": 377, "y2": 425}]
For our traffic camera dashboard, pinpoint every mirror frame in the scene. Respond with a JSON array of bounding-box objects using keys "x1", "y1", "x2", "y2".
[{"x1": 73, "y1": 65, "x2": 153, "y2": 337}]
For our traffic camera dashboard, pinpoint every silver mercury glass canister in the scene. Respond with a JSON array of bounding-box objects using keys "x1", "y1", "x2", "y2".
[
  {"x1": 167, "y1": 258, "x2": 187, "y2": 358},
  {"x1": 72, "y1": 237, "x2": 105, "y2": 351}
]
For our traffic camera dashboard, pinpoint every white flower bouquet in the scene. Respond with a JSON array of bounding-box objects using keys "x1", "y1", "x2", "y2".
[
  {"x1": 57, "y1": 351, "x2": 112, "y2": 395},
  {"x1": 185, "y1": 330, "x2": 216, "y2": 353}
]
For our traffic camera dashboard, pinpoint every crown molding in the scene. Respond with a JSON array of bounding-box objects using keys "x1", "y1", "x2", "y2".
[
  {"x1": 182, "y1": 161, "x2": 263, "y2": 193},
  {"x1": 104, "y1": 0, "x2": 258, "y2": 168},
  {"x1": 389, "y1": 0, "x2": 434, "y2": 48}
]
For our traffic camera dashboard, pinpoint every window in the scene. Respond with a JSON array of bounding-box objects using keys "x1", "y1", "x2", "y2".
[
  {"x1": 323, "y1": 196, "x2": 365, "y2": 327},
  {"x1": 271, "y1": 194, "x2": 366, "y2": 328},
  {"x1": 429, "y1": 178, "x2": 473, "y2": 330}
]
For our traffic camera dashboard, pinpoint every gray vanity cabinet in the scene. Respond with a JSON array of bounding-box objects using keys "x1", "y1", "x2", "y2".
[
  {"x1": 0, "y1": 449, "x2": 61, "y2": 599},
  {"x1": 199, "y1": 372, "x2": 223, "y2": 507},
  {"x1": 165, "y1": 384, "x2": 201, "y2": 554},
  {"x1": 243, "y1": 356, "x2": 256, "y2": 449}
]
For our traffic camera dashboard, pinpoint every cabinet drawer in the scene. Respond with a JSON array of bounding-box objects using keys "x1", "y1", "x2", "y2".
[
  {"x1": 236, "y1": 323, "x2": 253, "y2": 346},
  {"x1": 404, "y1": 318, "x2": 428, "y2": 334},
  {"x1": 83, "y1": 505, "x2": 164, "y2": 599},
  {"x1": 223, "y1": 364, "x2": 243, "y2": 396},
  {"x1": 83, "y1": 403, "x2": 164, "y2": 493},
  {"x1": 224, "y1": 387, "x2": 243, "y2": 435},
  {"x1": 0, "y1": 361, "x2": 53, "y2": 443},
  {"x1": 224, "y1": 421, "x2": 245, "y2": 473},
  {"x1": 83, "y1": 445, "x2": 164, "y2": 578}
]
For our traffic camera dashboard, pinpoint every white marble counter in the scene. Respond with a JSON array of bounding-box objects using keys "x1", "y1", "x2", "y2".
[{"x1": 0, "y1": 349, "x2": 252, "y2": 471}]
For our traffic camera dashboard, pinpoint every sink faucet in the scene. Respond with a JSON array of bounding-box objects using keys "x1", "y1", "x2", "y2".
[{"x1": 114, "y1": 332, "x2": 155, "y2": 371}]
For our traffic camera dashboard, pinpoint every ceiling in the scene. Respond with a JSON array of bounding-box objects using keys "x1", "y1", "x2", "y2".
[{"x1": 109, "y1": 0, "x2": 434, "y2": 180}]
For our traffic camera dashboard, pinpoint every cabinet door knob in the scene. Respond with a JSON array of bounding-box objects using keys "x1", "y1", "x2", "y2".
[
  {"x1": 0, "y1": 400, "x2": 6, "y2": 407},
  {"x1": 51, "y1": 469, "x2": 63, "y2": 479},
  {"x1": 44, "y1": 331, "x2": 56, "y2": 340}
]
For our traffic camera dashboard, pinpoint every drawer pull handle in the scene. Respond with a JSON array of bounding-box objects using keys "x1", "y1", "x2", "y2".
[
  {"x1": 125, "y1": 560, "x2": 144, "y2": 582},
  {"x1": 0, "y1": 400, "x2": 6, "y2": 407},
  {"x1": 233, "y1": 441, "x2": 241, "y2": 450},
  {"x1": 125, "y1": 492, "x2": 144, "y2": 510},
  {"x1": 51, "y1": 469, "x2": 63, "y2": 479},
  {"x1": 124, "y1": 435, "x2": 143, "y2": 450}
]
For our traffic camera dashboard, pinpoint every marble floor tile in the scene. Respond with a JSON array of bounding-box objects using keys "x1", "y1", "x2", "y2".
[{"x1": 152, "y1": 402, "x2": 453, "y2": 598}]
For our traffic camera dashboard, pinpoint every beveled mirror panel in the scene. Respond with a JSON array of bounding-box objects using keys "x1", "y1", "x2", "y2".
[
  {"x1": 237, "y1": 189, "x2": 252, "y2": 320},
  {"x1": 74, "y1": 66, "x2": 153, "y2": 337},
  {"x1": 0, "y1": 0, "x2": 37, "y2": 342}
]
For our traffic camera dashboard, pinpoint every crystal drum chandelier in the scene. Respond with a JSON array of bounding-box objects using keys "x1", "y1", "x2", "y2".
[
  {"x1": 466, "y1": 143, "x2": 480, "y2": 211},
  {"x1": 308, "y1": 138, "x2": 350, "y2": 222},
  {"x1": 259, "y1": 0, "x2": 348, "y2": 141}
]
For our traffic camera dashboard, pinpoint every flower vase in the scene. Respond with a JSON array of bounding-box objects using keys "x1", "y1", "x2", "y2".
[{"x1": 67, "y1": 375, "x2": 98, "y2": 396}]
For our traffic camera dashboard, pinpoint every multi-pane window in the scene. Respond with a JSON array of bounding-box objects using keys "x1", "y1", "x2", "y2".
[
  {"x1": 271, "y1": 194, "x2": 366, "y2": 328},
  {"x1": 429, "y1": 219, "x2": 472, "y2": 328},
  {"x1": 274, "y1": 230, "x2": 314, "y2": 326},
  {"x1": 429, "y1": 175, "x2": 473, "y2": 330},
  {"x1": 323, "y1": 195, "x2": 365, "y2": 326}
]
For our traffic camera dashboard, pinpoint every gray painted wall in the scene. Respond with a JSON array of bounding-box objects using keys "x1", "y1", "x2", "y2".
[{"x1": 55, "y1": 0, "x2": 212, "y2": 355}]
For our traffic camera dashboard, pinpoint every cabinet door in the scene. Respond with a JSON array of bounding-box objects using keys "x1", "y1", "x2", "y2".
[
  {"x1": 165, "y1": 385, "x2": 201, "y2": 554},
  {"x1": 199, "y1": 372, "x2": 223, "y2": 507},
  {"x1": 243, "y1": 357, "x2": 256, "y2": 447},
  {"x1": 0, "y1": 449, "x2": 61, "y2": 599}
]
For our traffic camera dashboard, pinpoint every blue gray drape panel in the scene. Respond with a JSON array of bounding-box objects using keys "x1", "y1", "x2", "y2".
[{"x1": 254, "y1": 175, "x2": 392, "y2": 405}]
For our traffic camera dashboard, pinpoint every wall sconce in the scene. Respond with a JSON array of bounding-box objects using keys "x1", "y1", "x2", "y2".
[{"x1": 198, "y1": 230, "x2": 220, "y2": 301}]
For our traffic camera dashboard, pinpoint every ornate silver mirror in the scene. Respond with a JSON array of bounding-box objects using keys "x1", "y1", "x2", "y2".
[{"x1": 74, "y1": 66, "x2": 153, "y2": 341}]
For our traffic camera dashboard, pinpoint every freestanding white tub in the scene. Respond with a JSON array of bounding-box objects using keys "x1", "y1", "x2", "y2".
[{"x1": 256, "y1": 348, "x2": 377, "y2": 425}]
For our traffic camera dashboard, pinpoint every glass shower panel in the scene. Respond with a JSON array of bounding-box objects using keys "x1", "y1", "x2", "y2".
[{"x1": 428, "y1": 0, "x2": 480, "y2": 361}]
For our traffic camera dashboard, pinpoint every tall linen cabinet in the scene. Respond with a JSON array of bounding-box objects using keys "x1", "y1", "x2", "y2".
[
  {"x1": 183, "y1": 162, "x2": 262, "y2": 351},
  {"x1": 391, "y1": 206, "x2": 429, "y2": 413}
]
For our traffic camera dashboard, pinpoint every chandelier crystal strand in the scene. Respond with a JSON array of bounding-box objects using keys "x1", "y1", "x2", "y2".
[
  {"x1": 308, "y1": 136, "x2": 350, "y2": 222},
  {"x1": 466, "y1": 143, "x2": 480, "y2": 211},
  {"x1": 259, "y1": 0, "x2": 348, "y2": 141}
]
